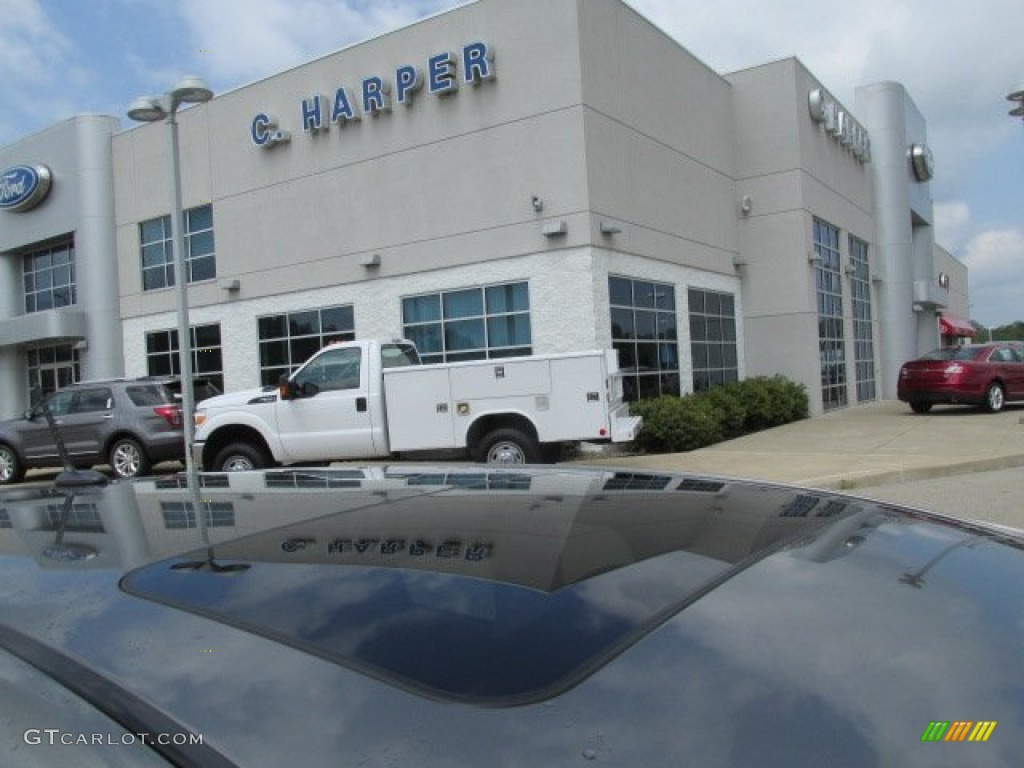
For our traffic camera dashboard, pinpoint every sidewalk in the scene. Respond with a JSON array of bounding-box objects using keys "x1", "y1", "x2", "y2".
[{"x1": 576, "y1": 400, "x2": 1024, "y2": 490}]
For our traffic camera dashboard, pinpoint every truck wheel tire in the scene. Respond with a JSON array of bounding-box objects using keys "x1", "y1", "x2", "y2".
[
  {"x1": 214, "y1": 442, "x2": 270, "y2": 472},
  {"x1": 0, "y1": 444, "x2": 24, "y2": 485},
  {"x1": 478, "y1": 429, "x2": 541, "y2": 464},
  {"x1": 109, "y1": 437, "x2": 151, "y2": 479}
]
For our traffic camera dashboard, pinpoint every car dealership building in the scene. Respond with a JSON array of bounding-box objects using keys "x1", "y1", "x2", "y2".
[{"x1": 0, "y1": 0, "x2": 970, "y2": 419}]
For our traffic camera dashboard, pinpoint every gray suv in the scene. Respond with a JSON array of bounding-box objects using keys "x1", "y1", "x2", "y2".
[{"x1": 0, "y1": 378, "x2": 218, "y2": 484}]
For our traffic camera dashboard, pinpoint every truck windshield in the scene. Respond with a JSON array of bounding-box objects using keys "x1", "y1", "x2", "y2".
[{"x1": 382, "y1": 343, "x2": 421, "y2": 368}]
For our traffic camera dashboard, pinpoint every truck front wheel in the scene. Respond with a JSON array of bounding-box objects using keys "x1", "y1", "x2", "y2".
[
  {"x1": 477, "y1": 428, "x2": 541, "y2": 464},
  {"x1": 213, "y1": 442, "x2": 270, "y2": 472}
]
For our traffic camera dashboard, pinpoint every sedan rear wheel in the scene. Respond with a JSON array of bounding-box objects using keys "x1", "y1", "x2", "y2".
[
  {"x1": 0, "y1": 444, "x2": 24, "y2": 485},
  {"x1": 983, "y1": 382, "x2": 1005, "y2": 413},
  {"x1": 909, "y1": 401, "x2": 933, "y2": 414}
]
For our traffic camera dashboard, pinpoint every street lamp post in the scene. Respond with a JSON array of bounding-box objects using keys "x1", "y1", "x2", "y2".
[
  {"x1": 1008, "y1": 83, "x2": 1024, "y2": 121},
  {"x1": 128, "y1": 76, "x2": 213, "y2": 482}
]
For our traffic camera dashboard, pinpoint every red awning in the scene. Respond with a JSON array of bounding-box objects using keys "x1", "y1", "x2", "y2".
[{"x1": 939, "y1": 315, "x2": 976, "y2": 337}]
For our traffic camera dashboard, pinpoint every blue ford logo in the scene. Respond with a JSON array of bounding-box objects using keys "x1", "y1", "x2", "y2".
[{"x1": 0, "y1": 164, "x2": 52, "y2": 212}]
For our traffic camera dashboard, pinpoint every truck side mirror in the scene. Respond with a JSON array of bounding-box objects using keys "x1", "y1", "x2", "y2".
[{"x1": 278, "y1": 374, "x2": 295, "y2": 401}]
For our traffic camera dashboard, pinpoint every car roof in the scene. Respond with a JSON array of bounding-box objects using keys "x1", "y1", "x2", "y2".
[{"x1": 2, "y1": 466, "x2": 1022, "y2": 765}]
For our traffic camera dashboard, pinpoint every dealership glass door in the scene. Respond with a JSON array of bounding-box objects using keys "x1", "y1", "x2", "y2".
[{"x1": 26, "y1": 344, "x2": 80, "y2": 406}]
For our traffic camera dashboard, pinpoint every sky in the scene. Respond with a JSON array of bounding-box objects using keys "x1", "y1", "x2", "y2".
[{"x1": 2, "y1": 0, "x2": 1022, "y2": 327}]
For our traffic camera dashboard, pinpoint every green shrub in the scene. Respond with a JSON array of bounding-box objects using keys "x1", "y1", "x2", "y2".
[
  {"x1": 632, "y1": 376, "x2": 808, "y2": 454},
  {"x1": 631, "y1": 395, "x2": 725, "y2": 453},
  {"x1": 701, "y1": 382, "x2": 748, "y2": 439}
]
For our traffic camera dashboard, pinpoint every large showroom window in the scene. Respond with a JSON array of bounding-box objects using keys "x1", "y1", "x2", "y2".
[
  {"x1": 146, "y1": 323, "x2": 224, "y2": 392},
  {"x1": 140, "y1": 203, "x2": 216, "y2": 291},
  {"x1": 402, "y1": 282, "x2": 531, "y2": 364},
  {"x1": 26, "y1": 344, "x2": 80, "y2": 405},
  {"x1": 609, "y1": 275, "x2": 680, "y2": 401},
  {"x1": 813, "y1": 218, "x2": 848, "y2": 411},
  {"x1": 688, "y1": 288, "x2": 739, "y2": 392},
  {"x1": 849, "y1": 235, "x2": 876, "y2": 403},
  {"x1": 258, "y1": 304, "x2": 355, "y2": 386},
  {"x1": 23, "y1": 238, "x2": 76, "y2": 313}
]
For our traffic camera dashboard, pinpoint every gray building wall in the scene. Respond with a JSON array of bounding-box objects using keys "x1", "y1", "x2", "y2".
[
  {"x1": 727, "y1": 60, "x2": 876, "y2": 414},
  {"x1": 856, "y1": 82, "x2": 941, "y2": 396},
  {"x1": 0, "y1": 115, "x2": 122, "y2": 417}
]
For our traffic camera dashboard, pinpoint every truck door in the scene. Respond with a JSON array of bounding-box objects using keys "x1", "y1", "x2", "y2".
[{"x1": 274, "y1": 346, "x2": 376, "y2": 461}]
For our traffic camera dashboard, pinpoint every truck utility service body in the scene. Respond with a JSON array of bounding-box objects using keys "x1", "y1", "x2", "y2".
[{"x1": 193, "y1": 340, "x2": 640, "y2": 469}]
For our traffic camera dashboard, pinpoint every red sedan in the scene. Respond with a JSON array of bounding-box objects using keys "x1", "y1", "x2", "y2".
[{"x1": 898, "y1": 343, "x2": 1024, "y2": 413}]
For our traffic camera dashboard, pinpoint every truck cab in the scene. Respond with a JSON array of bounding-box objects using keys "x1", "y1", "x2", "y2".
[{"x1": 194, "y1": 340, "x2": 419, "y2": 471}]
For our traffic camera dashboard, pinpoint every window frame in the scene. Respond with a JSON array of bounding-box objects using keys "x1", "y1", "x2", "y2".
[
  {"x1": 609, "y1": 275, "x2": 680, "y2": 401},
  {"x1": 145, "y1": 323, "x2": 224, "y2": 393},
  {"x1": 402, "y1": 282, "x2": 532, "y2": 364},
  {"x1": 139, "y1": 203, "x2": 216, "y2": 291},
  {"x1": 257, "y1": 304, "x2": 356, "y2": 387},
  {"x1": 23, "y1": 238, "x2": 76, "y2": 313}
]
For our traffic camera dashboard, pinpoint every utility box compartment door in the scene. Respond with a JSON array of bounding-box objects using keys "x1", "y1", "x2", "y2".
[
  {"x1": 383, "y1": 366, "x2": 456, "y2": 452},
  {"x1": 449, "y1": 359, "x2": 551, "y2": 400}
]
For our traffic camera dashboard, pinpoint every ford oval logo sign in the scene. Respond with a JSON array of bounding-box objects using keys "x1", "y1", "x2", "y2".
[{"x1": 0, "y1": 164, "x2": 53, "y2": 212}]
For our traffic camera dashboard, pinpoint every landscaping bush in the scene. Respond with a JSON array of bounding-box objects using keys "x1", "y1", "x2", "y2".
[
  {"x1": 631, "y1": 376, "x2": 808, "y2": 454},
  {"x1": 700, "y1": 382, "x2": 748, "y2": 439},
  {"x1": 630, "y1": 395, "x2": 725, "y2": 454}
]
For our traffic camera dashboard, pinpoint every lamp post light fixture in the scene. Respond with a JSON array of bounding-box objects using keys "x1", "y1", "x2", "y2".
[
  {"x1": 127, "y1": 76, "x2": 214, "y2": 482},
  {"x1": 1008, "y1": 83, "x2": 1024, "y2": 121}
]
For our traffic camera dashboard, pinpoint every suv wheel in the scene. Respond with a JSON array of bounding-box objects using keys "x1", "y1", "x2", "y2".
[
  {"x1": 0, "y1": 444, "x2": 24, "y2": 485},
  {"x1": 214, "y1": 442, "x2": 270, "y2": 472},
  {"x1": 109, "y1": 437, "x2": 151, "y2": 479}
]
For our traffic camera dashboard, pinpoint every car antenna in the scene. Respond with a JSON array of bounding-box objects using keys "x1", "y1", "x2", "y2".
[{"x1": 33, "y1": 389, "x2": 108, "y2": 488}]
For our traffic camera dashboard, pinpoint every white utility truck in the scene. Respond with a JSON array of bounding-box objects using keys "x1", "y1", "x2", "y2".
[{"x1": 192, "y1": 339, "x2": 641, "y2": 470}]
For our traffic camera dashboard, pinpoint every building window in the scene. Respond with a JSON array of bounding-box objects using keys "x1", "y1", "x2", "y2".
[
  {"x1": 689, "y1": 288, "x2": 739, "y2": 392},
  {"x1": 46, "y1": 502, "x2": 103, "y2": 533},
  {"x1": 161, "y1": 501, "x2": 235, "y2": 529},
  {"x1": 146, "y1": 323, "x2": 223, "y2": 392},
  {"x1": 402, "y1": 282, "x2": 531, "y2": 364},
  {"x1": 26, "y1": 344, "x2": 80, "y2": 406},
  {"x1": 609, "y1": 276, "x2": 679, "y2": 401},
  {"x1": 814, "y1": 218, "x2": 848, "y2": 411},
  {"x1": 258, "y1": 305, "x2": 355, "y2": 387},
  {"x1": 849, "y1": 235, "x2": 876, "y2": 403},
  {"x1": 140, "y1": 203, "x2": 216, "y2": 291},
  {"x1": 23, "y1": 238, "x2": 75, "y2": 313}
]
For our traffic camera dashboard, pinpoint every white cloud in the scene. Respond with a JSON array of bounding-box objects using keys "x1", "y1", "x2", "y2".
[
  {"x1": 625, "y1": 0, "x2": 1023, "y2": 190},
  {"x1": 961, "y1": 228, "x2": 1024, "y2": 326},
  {"x1": 963, "y1": 228, "x2": 1024, "y2": 281},
  {"x1": 177, "y1": 0, "x2": 460, "y2": 86},
  {"x1": 933, "y1": 201, "x2": 972, "y2": 252},
  {"x1": 0, "y1": 0, "x2": 72, "y2": 85}
]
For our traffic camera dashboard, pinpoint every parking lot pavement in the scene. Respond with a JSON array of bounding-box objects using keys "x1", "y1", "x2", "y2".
[
  {"x1": 575, "y1": 400, "x2": 1024, "y2": 491},
  {"x1": 855, "y1": 466, "x2": 1024, "y2": 530}
]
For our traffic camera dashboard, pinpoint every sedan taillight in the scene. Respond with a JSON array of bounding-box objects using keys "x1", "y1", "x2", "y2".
[{"x1": 153, "y1": 405, "x2": 183, "y2": 427}]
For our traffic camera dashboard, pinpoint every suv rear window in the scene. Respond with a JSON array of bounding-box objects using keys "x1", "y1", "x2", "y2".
[{"x1": 126, "y1": 385, "x2": 173, "y2": 407}]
